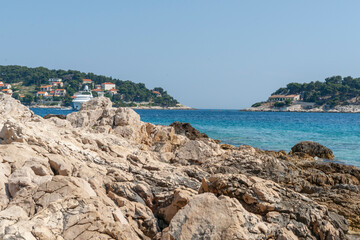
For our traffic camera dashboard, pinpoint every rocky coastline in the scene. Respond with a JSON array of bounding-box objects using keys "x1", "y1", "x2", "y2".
[
  {"x1": 243, "y1": 102, "x2": 360, "y2": 113},
  {"x1": 0, "y1": 93, "x2": 359, "y2": 239}
]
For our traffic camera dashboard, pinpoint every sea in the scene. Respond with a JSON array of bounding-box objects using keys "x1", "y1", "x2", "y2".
[{"x1": 31, "y1": 108, "x2": 360, "y2": 168}]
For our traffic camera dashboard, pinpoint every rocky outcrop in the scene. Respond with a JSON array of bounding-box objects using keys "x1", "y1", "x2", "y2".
[
  {"x1": 290, "y1": 141, "x2": 335, "y2": 159},
  {"x1": 170, "y1": 121, "x2": 208, "y2": 140},
  {"x1": 43, "y1": 114, "x2": 66, "y2": 120},
  {"x1": 0, "y1": 93, "x2": 359, "y2": 239}
]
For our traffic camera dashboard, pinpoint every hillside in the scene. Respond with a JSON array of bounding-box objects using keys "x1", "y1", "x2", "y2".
[
  {"x1": 0, "y1": 65, "x2": 179, "y2": 107},
  {"x1": 249, "y1": 76, "x2": 360, "y2": 112}
]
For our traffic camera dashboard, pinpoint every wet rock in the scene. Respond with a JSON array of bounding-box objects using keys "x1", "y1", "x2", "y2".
[
  {"x1": 43, "y1": 114, "x2": 66, "y2": 120},
  {"x1": 290, "y1": 141, "x2": 334, "y2": 159},
  {"x1": 170, "y1": 121, "x2": 208, "y2": 140}
]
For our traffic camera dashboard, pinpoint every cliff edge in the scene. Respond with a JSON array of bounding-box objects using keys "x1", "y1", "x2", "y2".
[{"x1": 0, "y1": 93, "x2": 359, "y2": 239}]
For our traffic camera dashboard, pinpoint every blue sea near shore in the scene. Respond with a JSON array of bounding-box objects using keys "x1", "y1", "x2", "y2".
[{"x1": 31, "y1": 108, "x2": 360, "y2": 168}]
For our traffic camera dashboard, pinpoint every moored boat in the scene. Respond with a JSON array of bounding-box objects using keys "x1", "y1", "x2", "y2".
[{"x1": 71, "y1": 85, "x2": 93, "y2": 110}]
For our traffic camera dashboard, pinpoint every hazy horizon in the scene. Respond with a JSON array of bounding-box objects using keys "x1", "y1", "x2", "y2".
[{"x1": 2, "y1": 1, "x2": 360, "y2": 109}]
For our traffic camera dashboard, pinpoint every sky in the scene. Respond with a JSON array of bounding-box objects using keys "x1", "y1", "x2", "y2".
[{"x1": 1, "y1": 1, "x2": 360, "y2": 109}]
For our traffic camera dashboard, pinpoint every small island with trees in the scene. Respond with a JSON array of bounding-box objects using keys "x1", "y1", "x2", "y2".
[
  {"x1": 246, "y1": 76, "x2": 360, "y2": 113},
  {"x1": 0, "y1": 65, "x2": 192, "y2": 109}
]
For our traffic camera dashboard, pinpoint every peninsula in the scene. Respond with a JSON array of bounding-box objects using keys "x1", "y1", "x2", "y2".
[
  {"x1": 0, "y1": 65, "x2": 186, "y2": 109},
  {"x1": 246, "y1": 76, "x2": 360, "y2": 113},
  {"x1": 0, "y1": 93, "x2": 359, "y2": 239}
]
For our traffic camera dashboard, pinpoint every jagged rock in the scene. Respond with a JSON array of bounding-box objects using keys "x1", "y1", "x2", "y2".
[
  {"x1": 199, "y1": 174, "x2": 347, "y2": 239},
  {"x1": 43, "y1": 114, "x2": 66, "y2": 120},
  {"x1": 163, "y1": 193, "x2": 271, "y2": 240},
  {"x1": 47, "y1": 154, "x2": 73, "y2": 176},
  {"x1": 290, "y1": 141, "x2": 335, "y2": 159},
  {"x1": 0, "y1": 94, "x2": 359, "y2": 239},
  {"x1": 158, "y1": 188, "x2": 194, "y2": 224},
  {"x1": 170, "y1": 121, "x2": 208, "y2": 140}
]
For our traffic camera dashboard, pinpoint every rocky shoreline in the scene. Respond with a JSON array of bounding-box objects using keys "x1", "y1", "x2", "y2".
[
  {"x1": 243, "y1": 103, "x2": 360, "y2": 113},
  {"x1": 0, "y1": 93, "x2": 359, "y2": 239}
]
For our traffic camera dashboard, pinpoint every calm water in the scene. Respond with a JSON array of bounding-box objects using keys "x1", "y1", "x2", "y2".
[{"x1": 31, "y1": 108, "x2": 360, "y2": 168}]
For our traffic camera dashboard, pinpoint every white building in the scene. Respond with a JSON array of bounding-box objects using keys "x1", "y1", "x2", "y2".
[
  {"x1": 101, "y1": 82, "x2": 116, "y2": 91},
  {"x1": 268, "y1": 94, "x2": 300, "y2": 102},
  {"x1": 49, "y1": 78, "x2": 62, "y2": 83}
]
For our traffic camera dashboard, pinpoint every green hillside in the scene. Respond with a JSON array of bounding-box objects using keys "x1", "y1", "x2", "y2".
[
  {"x1": 271, "y1": 76, "x2": 360, "y2": 107},
  {"x1": 0, "y1": 65, "x2": 179, "y2": 107}
]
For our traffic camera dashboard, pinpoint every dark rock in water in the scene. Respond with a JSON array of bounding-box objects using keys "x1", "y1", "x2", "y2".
[
  {"x1": 290, "y1": 141, "x2": 334, "y2": 160},
  {"x1": 43, "y1": 114, "x2": 66, "y2": 120},
  {"x1": 170, "y1": 121, "x2": 208, "y2": 140}
]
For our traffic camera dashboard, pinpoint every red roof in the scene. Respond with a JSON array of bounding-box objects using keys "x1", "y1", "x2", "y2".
[
  {"x1": 50, "y1": 91, "x2": 55, "y2": 93},
  {"x1": 56, "y1": 89, "x2": 66, "y2": 91},
  {"x1": 109, "y1": 89, "x2": 117, "y2": 91},
  {"x1": 101, "y1": 82, "x2": 115, "y2": 85},
  {"x1": 41, "y1": 85, "x2": 52, "y2": 88},
  {"x1": 2, "y1": 89, "x2": 10, "y2": 92},
  {"x1": 71, "y1": 96, "x2": 76, "y2": 98},
  {"x1": 83, "y1": 79, "x2": 92, "y2": 82},
  {"x1": 92, "y1": 89, "x2": 103, "y2": 92},
  {"x1": 37, "y1": 91, "x2": 47, "y2": 94},
  {"x1": 152, "y1": 91, "x2": 161, "y2": 95}
]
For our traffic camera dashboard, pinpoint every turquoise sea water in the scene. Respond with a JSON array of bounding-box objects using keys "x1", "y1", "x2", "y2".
[{"x1": 31, "y1": 108, "x2": 360, "y2": 168}]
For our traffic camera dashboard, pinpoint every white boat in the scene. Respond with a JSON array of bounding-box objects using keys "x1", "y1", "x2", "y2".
[{"x1": 71, "y1": 85, "x2": 93, "y2": 110}]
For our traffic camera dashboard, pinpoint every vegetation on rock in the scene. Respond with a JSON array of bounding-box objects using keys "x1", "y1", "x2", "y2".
[
  {"x1": 272, "y1": 75, "x2": 360, "y2": 107},
  {"x1": 0, "y1": 65, "x2": 179, "y2": 107}
]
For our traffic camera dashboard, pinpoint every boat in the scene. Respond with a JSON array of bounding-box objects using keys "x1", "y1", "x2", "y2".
[{"x1": 71, "y1": 85, "x2": 93, "y2": 110}]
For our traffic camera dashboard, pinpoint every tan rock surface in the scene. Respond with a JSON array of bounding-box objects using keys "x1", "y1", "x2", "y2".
[{"x1": 0, "y1": 93, "x2": 358, "y2": 239}]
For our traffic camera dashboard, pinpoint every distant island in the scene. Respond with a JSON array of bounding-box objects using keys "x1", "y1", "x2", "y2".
[
  {"x1": 0, "y1": 65, "x2": 190, "y2": 109},
  {"x1": 246, "y1": 76, "x2": 360, "y2": 113}
]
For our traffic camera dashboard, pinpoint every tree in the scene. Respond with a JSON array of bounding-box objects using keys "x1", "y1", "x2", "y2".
[
  {"x1": 12, "y1": 92, "x2": 20, "y2": 100},
  {"x1": 22, "y1": 94, "x2": 34, "y2": 105},
  {"x1": 286, "y1": 82, "x2": 302, "y2": 94}
]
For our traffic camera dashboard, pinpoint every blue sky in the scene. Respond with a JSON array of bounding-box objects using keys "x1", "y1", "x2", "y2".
[{"x1": 1, "y1": 1, "x2": 360, "y2": 109}]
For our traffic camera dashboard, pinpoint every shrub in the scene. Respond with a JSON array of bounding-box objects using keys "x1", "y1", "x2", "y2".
[
  {"x1": 274, "y1": 101, "x2": 285, "y2": 108},
  {"x1": 251, "y1": 102, "x2": 262, "y2": 107}
]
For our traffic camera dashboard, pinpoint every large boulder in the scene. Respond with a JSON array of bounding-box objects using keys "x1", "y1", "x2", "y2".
[
  {"x1": 0, "y1": 93, "x2": 34, "y2": 124},
  {"x1": 170, "y1": 122, "x2": 208, "y2": 140},
  {"x1": 43, "y1": 114, "x2": 66, "y2": 120},
  {"x1": 290, "y1": 141, "x2": 334, "y2": 159},
  {"x1": 163, "y1": 193, "x2": 271, "y2": 240}
]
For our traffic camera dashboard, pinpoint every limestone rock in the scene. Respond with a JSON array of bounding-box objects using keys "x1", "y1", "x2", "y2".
[
  {"x1": 164, "y1": 193, "x2": 270, "y2": 240},
  {"x1": 158, "y1": 188, "x2": 194, "y2": 224},
  {"x1": 0, "y1": 95, "x2": 358, "y2": 239}
]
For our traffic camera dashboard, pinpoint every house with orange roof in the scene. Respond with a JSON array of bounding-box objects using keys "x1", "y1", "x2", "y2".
[
  {"x1": 51, "y1": 81, "x2": 63, "y2": 88},
  {"x1": 92, "y1": 88, "x2": 105, "y2": 97},
  {"x1": 82, "y1": 79, "x2": 92, "y2": 84},
  {"x1": 2, "y1": 89, "x2": 13, "y2": 95},
  {"x1": 4, "y1": 83, "x2": 11, "y2": 89},
  {"x1": 55, "y1": 89, "x2": 66, "y2": 96},
  {"x1": 36, "y1": 91, "x2": 48, "y2": 97},
  {"x1": 108, "y1": 89, "x2": 118, "y2": 95},
  {"x1": 152, "y1": 90, "x2": 162, "y2": 97},
  {"x1": 40, "y1": 85, "x2": 52, "y2": 91},
  {"x1": 101, "y1": 82, "x2": 116, "y2": 91}
]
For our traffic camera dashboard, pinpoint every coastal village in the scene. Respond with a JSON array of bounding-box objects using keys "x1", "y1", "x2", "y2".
[{"x1": 0, "y1": 77, "x2": 163, "y2": 107}]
